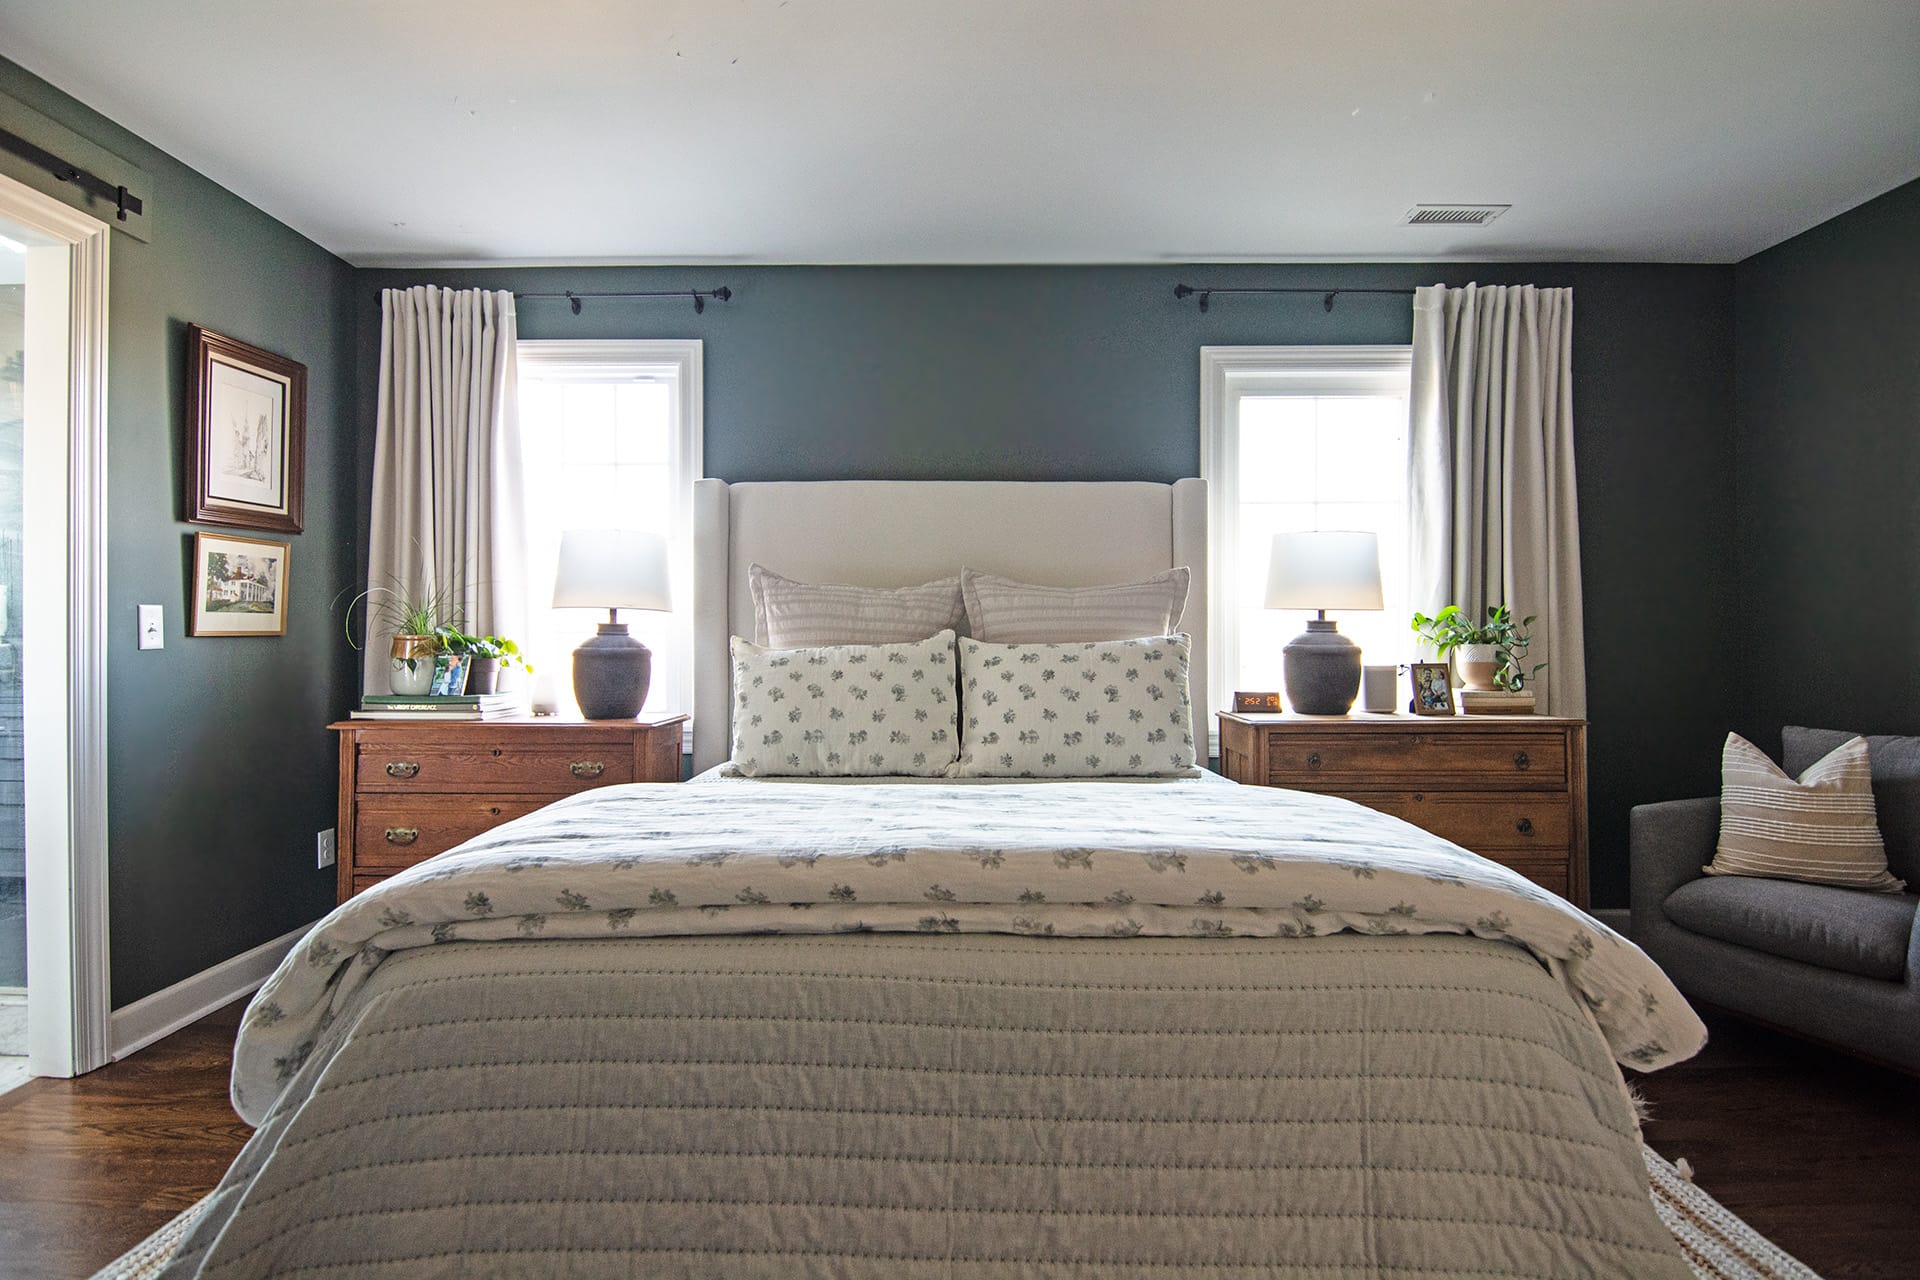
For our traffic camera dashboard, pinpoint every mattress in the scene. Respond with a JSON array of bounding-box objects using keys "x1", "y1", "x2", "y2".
[{"x1": 163, "y1": 774, "x2": 1704, "y2": 1278}]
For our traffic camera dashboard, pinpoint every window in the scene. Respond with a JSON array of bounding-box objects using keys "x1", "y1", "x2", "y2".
[
  {"x1": 516, "y1": 341, "x2": 702, "y2": 729},
  {"x1": 1200, "y1": 346, "x2": 1413, "y2": 734}
]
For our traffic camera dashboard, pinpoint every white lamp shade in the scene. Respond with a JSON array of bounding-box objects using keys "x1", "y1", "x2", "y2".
[
  {"x1": 1265, "y1": 531, "x2": 1384, "y2": 611},
  {"x1": 552, "y1": 529, "x2": 673, "y2": 612}
]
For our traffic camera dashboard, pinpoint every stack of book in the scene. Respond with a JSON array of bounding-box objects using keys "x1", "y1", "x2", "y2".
[
  {"x1": 352, "y1": 693, "x2": 532, "y2": 721},
  {"x1": 1458, "y1": 689, "x2": 1537, "y2": 715}
]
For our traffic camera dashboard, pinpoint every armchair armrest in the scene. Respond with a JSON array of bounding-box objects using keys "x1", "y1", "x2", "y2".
[{"x1": 1630, "y1": 797, "x2": 1719, "y2": 938}]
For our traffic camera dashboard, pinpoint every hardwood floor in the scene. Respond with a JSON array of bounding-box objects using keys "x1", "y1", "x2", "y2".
[
  {"x1": 0, "y1": 1000, "x2": 250, "y2": 1279},
  {"x1": 1635, "y1": 1010, "x2": 1920, "y2": 1280},
  {"x1": 0, "y1": 999, "x2": 1911, "y2": 1278}
]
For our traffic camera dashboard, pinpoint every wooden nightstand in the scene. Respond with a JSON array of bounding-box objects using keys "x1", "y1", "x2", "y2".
[
  {"x1": 330, "y1": 715, "x2": 688, "y2": 903},
  {"x1": 1217, "y1": 712, "x2": 1588, "y2": 907}
]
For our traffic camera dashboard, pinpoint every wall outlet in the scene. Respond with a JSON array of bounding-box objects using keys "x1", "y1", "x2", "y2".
[{"x1": 316, "y1": 828, "x2": 336, "y2": 870}]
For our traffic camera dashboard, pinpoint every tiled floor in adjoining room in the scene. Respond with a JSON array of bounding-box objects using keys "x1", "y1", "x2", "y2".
[
  {"x1": 1, "y1": 874, "x2": 26, "y2": 1095},
  {"x1": 0, "y1": 991, "x2": 25, "y2": 1095}
]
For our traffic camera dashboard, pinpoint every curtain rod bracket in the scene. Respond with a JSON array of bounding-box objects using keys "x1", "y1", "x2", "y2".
[
  {"x1": 522, "y1": 287, "x2": 734, "y2": 315},
  {"x1": 1173, "y1": 283, "x2": 1419, "y2": 312}
]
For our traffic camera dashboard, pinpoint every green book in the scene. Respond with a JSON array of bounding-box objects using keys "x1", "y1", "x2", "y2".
[{"x1": 363, "y1": 694, "x2": 480, "y2": 707}]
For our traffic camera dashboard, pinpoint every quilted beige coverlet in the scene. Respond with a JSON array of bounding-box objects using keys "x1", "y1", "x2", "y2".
[
  {"x1": 169, "y1": 933, "x2": 1691, "y2": 1278},
  {"x1": 232, "y1": 780, "x2": 1702, "y2": 1122}
]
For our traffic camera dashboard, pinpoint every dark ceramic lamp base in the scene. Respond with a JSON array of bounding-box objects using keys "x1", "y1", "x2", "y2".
[
  {"x1": 1282, "y1": 618, "x2": 1362, "y2": 715},
  {"x1": 572, "y1": 622, "x2": 653, "y2": 720}
]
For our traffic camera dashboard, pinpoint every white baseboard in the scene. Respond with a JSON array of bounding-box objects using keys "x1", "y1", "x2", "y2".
[
  {"x1": 1592, "y1": 907, "x2": 1631, "y2": 939},
  {"x1": 108, "y1": 920, "x2": 316, "y2": 1061}
]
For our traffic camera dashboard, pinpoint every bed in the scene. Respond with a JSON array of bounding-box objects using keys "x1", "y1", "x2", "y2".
[{"x1": 162, "y1": 480, "x2": 1706, "y2": 1278}]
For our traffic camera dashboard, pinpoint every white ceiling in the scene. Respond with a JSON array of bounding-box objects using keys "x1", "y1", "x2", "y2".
[{"x1": 3, "y1": 0, "x2": 1917, "y2": 266}]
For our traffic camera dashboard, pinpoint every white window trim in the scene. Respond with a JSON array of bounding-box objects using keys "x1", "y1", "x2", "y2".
[
  {"x1": 1199, "y1": 345, "x2": 1412, "y2": 750},
  {"x1": 516, "y1": 340, "x2": 703, "y2": 751}
]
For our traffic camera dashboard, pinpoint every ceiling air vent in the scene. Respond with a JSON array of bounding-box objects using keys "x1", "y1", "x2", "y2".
[{"x1": 1403, "y1": 204, "x2": 1510, "y2": 227}]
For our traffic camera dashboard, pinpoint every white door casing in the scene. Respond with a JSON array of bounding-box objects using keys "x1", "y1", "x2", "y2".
[{"x1": 3, "y1": 171, "x2": 110, "y2": 1078}]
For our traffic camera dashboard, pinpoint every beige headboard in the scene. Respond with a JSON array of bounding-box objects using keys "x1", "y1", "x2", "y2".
[{"x1": 691, "y1": 478, "x2": 1208, "y2": 773}]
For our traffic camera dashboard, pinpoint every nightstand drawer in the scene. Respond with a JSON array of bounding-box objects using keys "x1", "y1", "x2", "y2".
[
  {"x1": 335, "y1": 715, "x2": 688, "y2": 905},
  {"x1": 353, "y1": 797, "x2": 548, "y2": 870},
  {"x1": 1363, "y1": 792, "x2": 1572, "y2": 850},
  {"x1": 358, "y1": 745, "x2": 634, "y2": 795},
  {"x1": 1265, "y1": 732, "x2": 1566, "y2": 790}
]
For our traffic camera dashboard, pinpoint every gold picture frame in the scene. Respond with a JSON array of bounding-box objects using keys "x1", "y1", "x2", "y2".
[
  {"x1": 190, "y1": 531, "x2": 289, "y2": 637},
  {"x1": 1408, "y1": 662, "x2": 1454, "y2": 715}
]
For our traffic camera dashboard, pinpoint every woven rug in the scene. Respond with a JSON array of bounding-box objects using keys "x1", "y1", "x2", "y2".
[
  {"x1": 91, "y1": 1146, "x2": 1822, "y2": 1280},
  {"x1": 1643, "y1": 1145, "x2": 1825, "y2": 1280}
]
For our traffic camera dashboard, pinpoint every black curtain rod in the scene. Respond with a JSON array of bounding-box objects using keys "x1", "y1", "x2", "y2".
[
  {"x1": 0, "y1": 125, "x2": 143, "y2": 222},
  {"x1": 1173, "y1": 284, "x2": 1414, "y2": 314},
  {"x1": 517, "y1": 287, "x2": 733, "y2": 315}
]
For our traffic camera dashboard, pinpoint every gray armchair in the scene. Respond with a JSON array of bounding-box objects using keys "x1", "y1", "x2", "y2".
[{"x1": 1630, "y1": 726, "x2": 1920, "y2": 1073}]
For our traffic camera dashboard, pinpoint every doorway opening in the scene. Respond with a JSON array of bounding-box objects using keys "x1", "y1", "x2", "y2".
[{"x1": 0, "y1": 217, "x2": 24, "y2": 1091}]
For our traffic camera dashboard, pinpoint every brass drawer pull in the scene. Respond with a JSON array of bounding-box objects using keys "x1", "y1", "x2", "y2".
[
  {"x1": 385, "y1": 761, "x2": 420, "y2": 779},
  {"x1": 570, "y1": 761, "x2": 606, "y2": 779},
  {"x1": 1512, "y1": 751, "x2": 1531, "y2": 770},
  {"x1": 385, "y1": 827, "x2": 419, "y2": 845},
  {"x1": 1516, "y1": 818, "x2": 1535, "y2": 835},
  {"x1": 1306, "y1": 752, "x2": 1322, "y2": 769}
]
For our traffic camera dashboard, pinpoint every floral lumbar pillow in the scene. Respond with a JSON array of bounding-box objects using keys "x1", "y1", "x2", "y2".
[
  {"x1": 955, "y1": 633, "x2": 1196, "y2": 777},
  {"x1": 729, "y1": 630, "x2": 959, "y2": 777},
  {"x1": 1708, "y1": 731, "x2": 1905, "y2": 891}
]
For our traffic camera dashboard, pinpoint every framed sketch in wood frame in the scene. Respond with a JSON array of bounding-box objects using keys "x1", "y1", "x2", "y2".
[
  {"x1": 186, "y1": 324, "x2": 306, "y2": 532},
  {"x1": 1408, "y1": 661, "x2": 1454, "y2": 715},
  {"x1": 190, "y1": 532, "x2": 289, "y2": 637}
]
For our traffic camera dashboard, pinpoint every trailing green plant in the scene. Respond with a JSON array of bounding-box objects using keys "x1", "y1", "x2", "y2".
[
  {"x1": 1410, "y1": 603, "x2": 1547, "y2": 692},
  {"x1": 336, "y1": 573, "x2": 466, "y2": 654},
  {"x1": 431, "y1": 627, "x2": 533, "y2": 673}
]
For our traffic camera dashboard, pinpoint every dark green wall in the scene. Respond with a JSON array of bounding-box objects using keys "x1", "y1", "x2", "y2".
[
  {"x1": 1733, "y1": 177, "x2": 1920, "y2": 752},
  {"x1": 360, "y1": 261, "x2": 1740, "y2": 907},
  {"x1": 0, "y1": 60, "x2": 359, "y2": 1007}
]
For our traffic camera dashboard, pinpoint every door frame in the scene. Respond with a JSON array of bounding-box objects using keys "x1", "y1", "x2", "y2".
[{"x1": 1, "y1": 172, "x2": 111, "y2": 1077}]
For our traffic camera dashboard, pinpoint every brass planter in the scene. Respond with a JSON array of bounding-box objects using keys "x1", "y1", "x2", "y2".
[{"x1": 388, "y1": 634, "x2": 437, "y2": 696}]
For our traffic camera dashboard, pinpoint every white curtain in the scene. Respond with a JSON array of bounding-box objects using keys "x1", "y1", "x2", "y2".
[
  {"x1": 1408, "y1": 283, "x2": 1586, "y2": 716},
  {"x1": 362, "y1": 285, "x2": 527, "y2": 694}
]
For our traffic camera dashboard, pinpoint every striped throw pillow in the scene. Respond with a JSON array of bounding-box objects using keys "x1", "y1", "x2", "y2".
[
  {"x1": 1708, "y1": 732, "x2": 1905, "y2": 891},
  {"x1": 961, "y1": 567, "x2": 1190, "y2": 643},
  {"x1": 750, "y1": 564, "x2": 965, "y2": 648}
]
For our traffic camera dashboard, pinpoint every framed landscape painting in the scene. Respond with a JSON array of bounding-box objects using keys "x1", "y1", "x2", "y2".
[
  {"x1": 191, "y1": 532, "x2": 289, "y2": 637},
  {"x1": 186, "y1": 324, "x2": 306, "y2": 533}
]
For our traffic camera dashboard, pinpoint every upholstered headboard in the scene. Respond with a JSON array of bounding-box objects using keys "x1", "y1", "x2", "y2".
[{"x1": 691, "y1": 479, "x2": 1208, "y2": 773}]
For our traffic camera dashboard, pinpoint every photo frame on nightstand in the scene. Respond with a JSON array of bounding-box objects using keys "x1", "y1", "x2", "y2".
[{"x1": 1409, "y1": 662, "x2": 1454, "y2": 715}]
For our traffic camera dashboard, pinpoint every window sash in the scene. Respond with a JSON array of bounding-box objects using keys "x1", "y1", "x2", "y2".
[
  {"x1": 516, "y1": 340, "x2": 703, "y2": 740},
  {"x1": 1199, "y1": 346, "x2": 1413, "y2": 751}
]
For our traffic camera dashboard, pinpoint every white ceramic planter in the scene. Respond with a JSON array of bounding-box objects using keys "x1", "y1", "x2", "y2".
[
  {"x1": 1455, "y1": 643, "x2": 1501, "y2": 691},
  {"x1": 388, "y1": 635, "x2": 436, "y2": 695}
]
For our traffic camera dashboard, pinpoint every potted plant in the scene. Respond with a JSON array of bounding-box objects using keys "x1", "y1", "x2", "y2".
[
  {"x1": 340, "y1": 577, "x2": 464, "y2": 696},
  {"x1": 432, "y1": 628, "x2": 532, "y2": 695},
  {"x1": 1410, "y1": 604, "x2": 1546, "y2": 693}
]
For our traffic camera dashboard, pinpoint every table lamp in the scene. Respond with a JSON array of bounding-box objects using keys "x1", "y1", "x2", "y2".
[
  {"x1": 552, "y1": 529, "x2": 673, "y2": 720},
  {"x1": 1266, "y1": 531, "x2": 1383, "y2": 715}
]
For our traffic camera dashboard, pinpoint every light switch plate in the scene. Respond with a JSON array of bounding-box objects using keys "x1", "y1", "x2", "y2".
[{"x1": 137, "y1": 604, "x2": 164, "y2": 650}]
